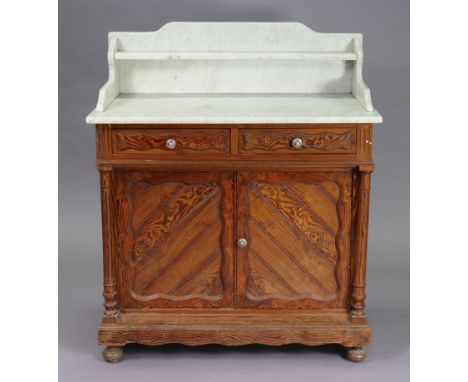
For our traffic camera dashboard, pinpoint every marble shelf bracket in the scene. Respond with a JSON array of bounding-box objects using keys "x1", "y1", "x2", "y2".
[
  {"x1": 96, "y1": 37, "x2": 119, "y2": 112},
  {"x1": 352, "y1": 37, "x2": 374, "y2": 112}
]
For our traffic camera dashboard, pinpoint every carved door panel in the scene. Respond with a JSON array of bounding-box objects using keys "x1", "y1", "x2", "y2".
[
  {"x1": 236, "y1": 171, "x2": 352, "y2": 308},
  {"x1": 114, "y1": 171, "x2": 234, "y2": 308}
]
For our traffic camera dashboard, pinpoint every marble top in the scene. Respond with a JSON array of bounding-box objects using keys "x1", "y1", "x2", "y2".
[
  {"x1": 86, "y1": 23, "x2": 381, "y2": 124},
  {"x1": 86, "y1": 94, "x2": 382, "y2": 124}
]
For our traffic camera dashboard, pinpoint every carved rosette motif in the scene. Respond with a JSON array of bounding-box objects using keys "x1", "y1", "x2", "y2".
[
  {"x1": 242, "y1": 132, "x2": 355, "y2": 151},
  {"x1": 115, "y1": 132, "x2": 228, "y2": 152}
]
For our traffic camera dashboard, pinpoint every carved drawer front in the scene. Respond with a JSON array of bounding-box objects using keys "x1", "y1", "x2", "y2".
[
  {"x1": 239, "y1": 127, "x2": 356, "y2": 155},
  {"x1": 112, "y1": 128, "x2": 230, "y2": 155}
]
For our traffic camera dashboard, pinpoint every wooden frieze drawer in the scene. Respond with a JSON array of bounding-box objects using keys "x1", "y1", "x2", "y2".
[
  {"x1": 86, "y1": 22, "x2": 382, "y2": 364},
  {"x1": 239, "y1": 127, "x2": 357, "y2": 154},
  {"x1": 112, "y1": 128, "x2": 230, "y2": 155}
]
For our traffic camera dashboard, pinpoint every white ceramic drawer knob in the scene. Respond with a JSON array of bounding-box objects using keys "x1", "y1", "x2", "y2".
[
  {"x1": 291, "y1": 137, "x2": 303, "y2": 149},
  {"x1": 165, "y1": 138, "x2": 177, "y2": 149},
  {"x1": 237, "y1": 238, "x2": 248, "y2": 248}
]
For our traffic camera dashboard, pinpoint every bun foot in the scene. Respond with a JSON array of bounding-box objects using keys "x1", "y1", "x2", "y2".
[
  {"x1": 102, "y1": 346, "x2": 123, "y2": 363},
  {"x1": 346, "y1": 347, "x2": 367, "y2": 362}
]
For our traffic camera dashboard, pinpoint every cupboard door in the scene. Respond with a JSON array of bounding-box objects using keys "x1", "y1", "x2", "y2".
[
  {"x1": 113, "y1": 171, "x2": 234, "y2": 308},
  {"x1": 236, "y1": 171, "x2": 352, "y2": 308}
]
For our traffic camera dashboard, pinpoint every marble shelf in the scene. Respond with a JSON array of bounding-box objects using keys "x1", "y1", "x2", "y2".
[
  {"x1": 86, "y1": 22, "x2": 381, "y2": 125},
  {"x1": 114, "y1": 51, "x2": 358, "y2": 61},
  {"x1": 86, "y1": 93, "x2": 382, "y2": 124}
]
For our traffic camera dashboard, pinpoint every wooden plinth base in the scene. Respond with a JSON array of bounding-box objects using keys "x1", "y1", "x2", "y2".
[{"x1": 98, "y1": 311, "x2": 371, "y2": 361}]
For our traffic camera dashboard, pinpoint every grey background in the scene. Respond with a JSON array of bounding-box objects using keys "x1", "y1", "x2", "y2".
[{"x1": 59, "y1": 0, "x2": 409, "y2": 381}]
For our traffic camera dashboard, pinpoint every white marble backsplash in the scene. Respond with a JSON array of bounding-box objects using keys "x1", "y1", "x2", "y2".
[{"x1": 87, "y1": 22, "x2": 381, "y2": 124}]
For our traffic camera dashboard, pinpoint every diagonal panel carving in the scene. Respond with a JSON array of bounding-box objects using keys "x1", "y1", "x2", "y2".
[
  {"x1": 319, "y1": 182, "x2": 340, "y2": 202},
  {"x1": 282, "y1": 185, "x2": 336, "y2": 237},
  {"x1": 166, "y1": 250, "x2": 219, "y2": 296},
  {"x1": 288, "y1": 182, "x2": 339, "y2": 232},
  {"x1": 131, "y1": 182, "x2": 183, "y2": 229},
  {"x1": 247, "y1": 193, "x2": 336, "y2": 280},
  {"x1": 252, "y1": 181, "x2": 337, "y2": 262},
  {"x1": 247, "y1": 250, "x2": 294, "y2": 298},
  {"x1": 248, "y1": 217, "x2": 335, "y2": 296},
  {"x1": 127, "y1": 178, "x2": 224, "y2": 301},
  {"x1": 132, "y1": 181, "x2": 219, "y2": 265},
  {"x1": 249, "y1": 248, "x2": 298, "y2": 295},
  {"x1": 114, "y1": 171, "x2": 234, "y2": 309},
  {"x1": 135, "y1": 213, "x2": 221, "y2": 296},
  {"x1": 169, "y1": 256, "x2": 223, "y2": 297},
  {"x1": 133, "y1": 199, "x2": 220, "y2": 293},
  {"x1": 235, "y1": 172, "x2": 352, "y2": 309},
  {"x1": 245, "y1": 179, "x2": 340, "y2": 301}
]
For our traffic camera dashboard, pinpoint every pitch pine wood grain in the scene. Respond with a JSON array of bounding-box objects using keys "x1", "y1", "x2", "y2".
[
  {"x1": 239, "y1": 127, "x2": 356, "y2": 154},
  {"x1": 112, "y1": 128, "x2": 230, "y2": 154},
  {"x1": 113, "y1": 171, "x2": 234, "y2": 309},
  {"x1": 235, "y1": 171, "x2": 352, "y2": 309},
  {"x1": 95, "y1": 123, "x2": 374, "y2": 362}
]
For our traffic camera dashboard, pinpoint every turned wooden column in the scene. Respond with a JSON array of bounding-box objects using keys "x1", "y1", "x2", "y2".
[
  {"x1": 351, "y1": 166, "x2": 373, "y2": 316},
  {"x1": 99, "y1": 167, "x2": 118, "y2": 317}
]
